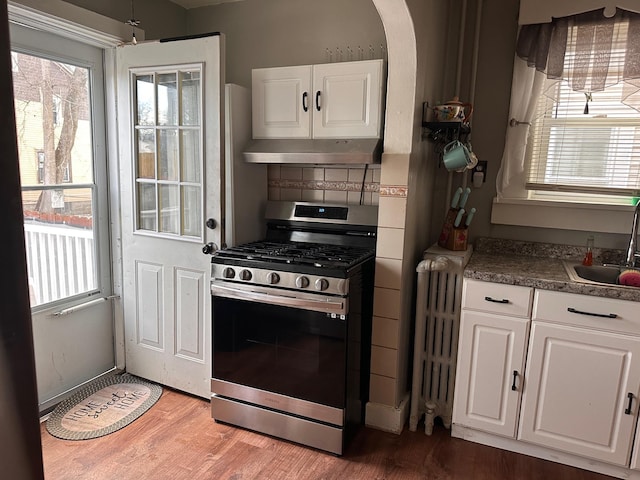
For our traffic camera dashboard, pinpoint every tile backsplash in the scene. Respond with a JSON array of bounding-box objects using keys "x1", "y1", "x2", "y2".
[{"x1": 267, "y1": 165, "x2": 381, "y2": 205}]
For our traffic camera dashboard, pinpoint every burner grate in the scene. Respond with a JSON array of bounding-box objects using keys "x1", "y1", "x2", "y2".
[{"x1": 214, "y1": 241, "x2": 374, "y2": 270}]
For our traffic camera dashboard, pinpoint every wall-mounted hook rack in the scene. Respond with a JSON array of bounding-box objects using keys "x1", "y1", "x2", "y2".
[
  {"x1": 422, "y1": 121, "x2": 473, "y2": 171},
  {"x1": 422, "y1": 121, "x2": 471, "y2": 144}
]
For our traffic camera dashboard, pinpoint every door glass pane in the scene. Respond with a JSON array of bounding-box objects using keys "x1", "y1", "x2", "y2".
[
  {"x1": 158, "y1": 129, "x2": 179, "y2": 181},
  {"x1": 137, "y1": 128, "x2": 155, "y2": 179},
  {"x1": 181, "y1": 129, "x2": 200, "y2": 182},
  {"x1": 136, "y1": 74, "x2": 155, "y2": 126},
  {"x1": 133, "y1": 66, "x2": 202, "y2": 239},
  {"x1": 159, "y1": 184, "x2": 179, "y2": 234},
  {"x1": 138, "y1": 182, "x2": 157, "y2": 231},
  {"x1": 13, "y1": 52, "x2": 97, "y2": 307},
  {"x1": 181, "y1": 70, "x2": 200, "y2": 126},
  {"x1": 182, "y1": 186, "x2": 201, "y2": 237},
  {"x1": 157, "y1": 72, "x2": 178, "y2": 126}
]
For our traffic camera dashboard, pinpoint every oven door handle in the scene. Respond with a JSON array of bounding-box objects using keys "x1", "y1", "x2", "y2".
[{"x1": 211, "y1": 282, "x2": 347, "y2": 315}]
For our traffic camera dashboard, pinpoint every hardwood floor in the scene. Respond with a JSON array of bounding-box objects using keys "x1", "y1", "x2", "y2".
[{"x1": 40, "y1": 388, "x2": 611, "y2": 480}]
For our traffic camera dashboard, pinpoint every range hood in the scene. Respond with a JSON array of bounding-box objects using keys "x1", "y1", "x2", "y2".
[{"x1": 243, "y1": 138, "x2": 382, "y2": 164}]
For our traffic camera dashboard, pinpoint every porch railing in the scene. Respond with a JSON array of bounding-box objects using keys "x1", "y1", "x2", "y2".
[{"x1": 23, "y1": 222, "x2": 95, "y2": 307}]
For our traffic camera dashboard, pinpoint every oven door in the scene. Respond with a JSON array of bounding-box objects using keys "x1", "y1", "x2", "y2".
[{"x1": 211, "y1": 282, "x2": 348, "y2": 412}]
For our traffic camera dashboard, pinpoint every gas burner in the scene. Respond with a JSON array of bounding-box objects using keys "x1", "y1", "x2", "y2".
[{"x1": 213, "y1": 241, "x2": 374, "y2": 272}]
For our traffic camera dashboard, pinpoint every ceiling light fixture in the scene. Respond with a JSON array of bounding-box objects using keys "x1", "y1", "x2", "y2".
[{"x1": 125, "y1": 0, "x2": 140, "y2": 45}]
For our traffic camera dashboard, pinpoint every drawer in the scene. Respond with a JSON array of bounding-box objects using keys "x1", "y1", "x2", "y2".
[
  {"x1": 462, "y1": 278, "x2": 533, "y2": 318},
  {"x1": 533, "y1": 289, "x2": 640, "y2": 335}
]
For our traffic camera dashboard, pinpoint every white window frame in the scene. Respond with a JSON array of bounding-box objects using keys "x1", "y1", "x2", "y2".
[
  {"x1": 493, "y1": 4, "x2": 640, "y2": 234},
  {"x1": 7, "y1": 0, "x2": 136, "y2": 313},
  {"x1": 10, "y1": 23, "x2": 111, "y2": 312}
]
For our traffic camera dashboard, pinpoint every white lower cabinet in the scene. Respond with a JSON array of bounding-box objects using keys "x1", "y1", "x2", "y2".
[
  {"x1": 518, "y1": 320, "x2": 640, "y2": 466},
  {"x1": 632, "y1": 416, "x2": 640, "y2": 470},
  {"x1": 453, "y1": 310, "x2": 529, "y2": 437},
  {"x1": 453, "y1": 279, "x2": 640, "y2": 477},
  {"x1": 453, "y1": 279, "x2": 532, "y2": 436}
]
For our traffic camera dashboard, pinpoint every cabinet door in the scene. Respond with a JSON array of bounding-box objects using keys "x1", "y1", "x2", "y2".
[
  {"x1": 519, "y1": 321, "x2": 640, "y2": 466},
  {"x1": 452, "y1": 310, "x2": 529, "y2": 437},
  {"x1": 252, "y1": 65, "x2": 312, "y2": 138},
  {"x1": 312, "y1": 60, "x2": 383, "y2": 139},
  {"x1": 631, "y1": 418, "x2": 640, "y2": 470}
]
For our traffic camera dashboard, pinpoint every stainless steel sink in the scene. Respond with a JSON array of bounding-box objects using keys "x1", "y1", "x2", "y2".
[{"x1": 562, "y1": 260, "x2": 621, "y2": 286}]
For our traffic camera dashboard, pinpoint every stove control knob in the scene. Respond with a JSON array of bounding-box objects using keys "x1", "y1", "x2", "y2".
[
  {"x1": 239, "y1": 269, "x2": 252, "y2": 281},
  {"x1": 296, "y1": 276, "x2": 309, "y2": 288},
  {"x1": 223, "y1": 267, "x2": 235, "y2": 279},
  {"x1": 315, "y1": 278, "x2": 329, "y2": 291},
  {"x1": 266, "y1": 272, "x2": 280, "y2": 284}
]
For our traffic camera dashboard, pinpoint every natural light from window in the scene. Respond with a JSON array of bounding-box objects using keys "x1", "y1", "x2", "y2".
[
  {"x1": 524, "y1": 18, "x2": 640, "y2": 206},
  {"x1": 12, "y1": 51, "x2": 98, "y2": 308}
]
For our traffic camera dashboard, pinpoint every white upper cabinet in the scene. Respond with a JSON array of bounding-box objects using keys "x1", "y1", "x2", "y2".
[
  {"x1": 252, "y1": 60, "x2": 384, "y2": 139},
  {"x1": 252, "y1": 65, "x2": 312, "y2": 139},
  {"x1": 311, "y1": 60, "x2": 384, "y2": 138}
]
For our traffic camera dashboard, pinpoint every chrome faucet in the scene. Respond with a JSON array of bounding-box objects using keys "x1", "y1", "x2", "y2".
[{"x1": 625, "y1": 200, "x2": 640, "y2": 268}]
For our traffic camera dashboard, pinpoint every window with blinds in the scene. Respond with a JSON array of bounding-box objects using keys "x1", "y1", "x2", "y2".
[{"x1": 525, "y1": 17, "x2": 640, "y2": 200}]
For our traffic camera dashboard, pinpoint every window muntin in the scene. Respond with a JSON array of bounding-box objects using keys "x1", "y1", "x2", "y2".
[{"x1": 132, "y1": 66, "x2": 203, "y2": 240}]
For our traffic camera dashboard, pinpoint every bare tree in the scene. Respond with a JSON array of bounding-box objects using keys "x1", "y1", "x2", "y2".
[{"x1": 34, "y1": 61, "x2": 86, "y2": 213}]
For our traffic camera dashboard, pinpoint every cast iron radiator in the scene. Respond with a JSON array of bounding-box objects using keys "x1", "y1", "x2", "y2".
[{"x1": 409, "y1": 246, "x2": 472, "y2": 435}]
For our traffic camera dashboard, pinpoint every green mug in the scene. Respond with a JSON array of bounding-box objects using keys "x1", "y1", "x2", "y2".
[{"x1": 442, "y1": 140, "x2": 473, "y2": 171}]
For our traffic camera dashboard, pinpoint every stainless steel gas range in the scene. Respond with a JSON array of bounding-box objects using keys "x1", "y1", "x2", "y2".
[{"x1": 209, "y1": 201, "x2": 377, "y2": 455}]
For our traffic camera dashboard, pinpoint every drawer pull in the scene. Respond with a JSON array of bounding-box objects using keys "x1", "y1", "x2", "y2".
[
  {"x1": 567, "y1": 307, "x2": 618, "y2": 319},
  {"x1": 485, "y1": 296, "x2": 509, "y2": 304},
  {"x1": 511, "y1": 370, "x2": 518, "y2": 391},
  {"x1": 626, "y1": 392, "x2": 634, "y2": 415}
]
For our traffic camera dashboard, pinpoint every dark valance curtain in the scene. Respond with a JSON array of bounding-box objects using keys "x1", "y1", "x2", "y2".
[{"x1": 515, "y1": 8, "x2": 640, "y2": 105}]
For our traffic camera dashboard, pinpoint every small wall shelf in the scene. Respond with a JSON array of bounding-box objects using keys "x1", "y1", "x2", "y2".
[{"x1": 422, "y1": 121, "x2": 471, "y2": 143}]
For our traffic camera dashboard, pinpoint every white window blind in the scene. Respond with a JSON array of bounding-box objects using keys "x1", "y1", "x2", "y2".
[{"x1": 525, "y1": 18, "x2": 640, "y2": 198}]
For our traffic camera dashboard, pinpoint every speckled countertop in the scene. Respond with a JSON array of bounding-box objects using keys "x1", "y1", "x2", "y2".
[{"x1": 464, "y1": 237, "x2": 640, "y2": 303}]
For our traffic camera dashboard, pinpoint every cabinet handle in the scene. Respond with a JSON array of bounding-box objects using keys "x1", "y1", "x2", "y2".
[
  {"x1": 485, "y1": 296, "x2": 509, "y2": 304},
  {"x1": 315, "y1": 91, "x2": 321, "y2": 111},
  {"x1": 302, "y1": 91, "x2": 308, "y2": 112},
  {"x1": 511, "y1": 370, "x2": 518, "y2": 391},
  {"x1": 567, "y1": 307, "x2": 618, "y2": 319},
  {"x1": 626, "y1": 392, "x2": 634, "y2": 415}
]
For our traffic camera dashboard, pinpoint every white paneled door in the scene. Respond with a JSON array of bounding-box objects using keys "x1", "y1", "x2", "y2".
[{"x1": 116, "y1": 35, "x2": 224, "y2": 398}]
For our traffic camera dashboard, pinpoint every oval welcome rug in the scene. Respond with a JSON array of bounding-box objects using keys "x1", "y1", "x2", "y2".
[{"x1": 45, "y1": 373, "x2": 163, "y2": 440}]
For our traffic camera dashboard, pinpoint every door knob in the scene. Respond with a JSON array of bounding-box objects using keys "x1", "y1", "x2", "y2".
[
  {"x1": 202, "y1": 242, "x2": 218, "y2": 255},
  {"x1": 206, "y1": 218, "x2": 217, "y2": 230}
]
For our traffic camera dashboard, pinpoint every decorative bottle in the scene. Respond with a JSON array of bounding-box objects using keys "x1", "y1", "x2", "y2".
[{"x1": 582, "y1": 236, "x2": 594, "y2": 266}]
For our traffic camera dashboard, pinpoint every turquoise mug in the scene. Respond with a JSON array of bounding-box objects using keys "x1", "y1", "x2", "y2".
[{"x1": 443, "y1": 140, "x2": 474, "y2": 171}]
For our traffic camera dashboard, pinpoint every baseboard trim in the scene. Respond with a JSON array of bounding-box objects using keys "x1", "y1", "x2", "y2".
[
  {"x1": 364, "y1": 393, "x2": 410, "y2": 434},
  {"x1": 451, "y1": 424, "x2": 640, "y2": 479},
  {"x1": 38, "y1": 367, "x2": 122, "y2": 416}
]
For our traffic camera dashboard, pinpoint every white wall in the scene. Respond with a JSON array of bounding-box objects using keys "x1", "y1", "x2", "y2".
[
  {"x1": 186, "y1": 0, "x2": 387, "y2": 88},
  {"x1": 63, "y1": 0, "x2": 188, "y2": 39}
]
